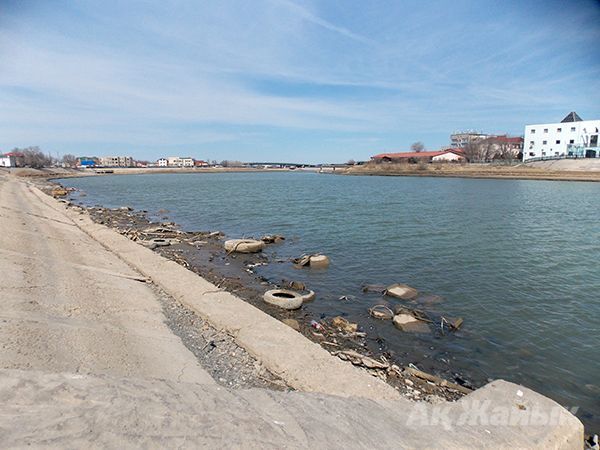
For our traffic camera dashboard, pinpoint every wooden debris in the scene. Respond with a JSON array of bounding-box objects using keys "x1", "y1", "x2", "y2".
[
  {"x1": 334, "y1": 350, "x2": 389, "y2": 370},
  {"x1": 404, "y1": 367, "x2": 472, "y2": 395}
]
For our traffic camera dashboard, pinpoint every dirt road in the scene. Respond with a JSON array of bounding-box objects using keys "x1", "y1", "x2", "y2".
[{"x1": 0, "y1": 175, "x2": 213, "y2": 384}]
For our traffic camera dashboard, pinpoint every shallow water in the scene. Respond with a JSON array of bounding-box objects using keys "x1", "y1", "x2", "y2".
[{"x1": 59, "y1": 171, "x2": 600, "y2": 430}]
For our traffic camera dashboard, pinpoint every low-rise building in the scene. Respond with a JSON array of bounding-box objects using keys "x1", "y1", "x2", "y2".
[
  {"x1": 0, "y1": 152, "x2": 24, "y2": 168},
  {"x1": 159, "y1": 156, "x2": 196, "y2": 167},
  {"x1": 523, "y1": 112, "x2": 600, "y2": 161},
  {"x1": 99, "y1": 156, "x2": 133, "y2": 167},
  {"x1": 371, "y1": 149, "x2": 465, "y2": 163},
  {"x1": 166, "y1": 156, "x2": 181, "y2": 166},
  {"x1": 179, "y1": 157, "x2": 194, "y2": 167},
  {"x1": 194, "y1": 160, "x2": 209, "y2": 167},
  {"x1": 76, "y1": 157, "x2": 98, "y2": 168},
  {"x1": 450, "y1": 131, "x2": 490, "y2": 148}
]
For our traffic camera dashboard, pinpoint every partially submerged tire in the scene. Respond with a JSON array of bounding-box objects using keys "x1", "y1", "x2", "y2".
[
  {"x1": 300, "y1": 290, "x2": 316, "y2": 303},
  {"x1": 263, "y1": 289, "x2": 303, "y2": 310},
  {"x1": 369, "y1": 305, "x2": 394, "y2": 320},
  {"x1": 224, "y1": 239, "x2": 265, "y2": 253}
]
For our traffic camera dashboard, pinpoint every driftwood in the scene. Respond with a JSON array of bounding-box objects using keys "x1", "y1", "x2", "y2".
[
  {"x1": 404, "y1": 367, "x2": 472, "y2": 395},
  {"x1": 334, "y1": 350, "x2": 389, "y2": 370}
]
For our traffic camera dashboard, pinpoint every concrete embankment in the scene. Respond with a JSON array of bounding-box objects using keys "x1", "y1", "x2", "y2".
[{"x1": 0, "y1": 175, "x2": 584, "y2": 448}]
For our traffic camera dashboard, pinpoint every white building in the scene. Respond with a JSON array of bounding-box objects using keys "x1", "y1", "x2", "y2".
[
  {"x1": 179, "y1": 157, "x2": 194, "y2": 167},
  {"x1": 0, "y1": 152, "x2": 24, "y2": 167},
  {"x1": 161, "y1": 156, "x2": 195, "y2": 167},
  {"x1": 166, "y1": 156, "x2": 181, "y2": 166},
  {"x1": 450, "y1": 131, "x2": 490, "y2": 148},
  {"x1": 523, "y1": 112, "x2": 600, "y2": 161},
  {"x1": 1, "y1": 154, "x2": 16, "y2": 167},
  {"x1": 100, "y1": 156, "x2": 134, "y2": 167},
  {"x1": 431, "y1": 150, "x2": 465, "y2": 162}
]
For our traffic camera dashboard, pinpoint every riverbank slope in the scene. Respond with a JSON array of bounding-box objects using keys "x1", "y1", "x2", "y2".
[
  {"x1": 344, "y1": 160, "x2": 600, "y2": 182},
  {"x1": 0, "y1": 173, "x2": 584, "y2": 448}
]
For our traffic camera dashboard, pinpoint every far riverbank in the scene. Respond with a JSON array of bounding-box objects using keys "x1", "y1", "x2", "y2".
[{"x1": 342, "y1": 159, "x2": 600, "y2": 182}]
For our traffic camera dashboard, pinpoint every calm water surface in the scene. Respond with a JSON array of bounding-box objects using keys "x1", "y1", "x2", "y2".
[{"x1": 59, "y1": 172, "x2": 600, "y2": 430}]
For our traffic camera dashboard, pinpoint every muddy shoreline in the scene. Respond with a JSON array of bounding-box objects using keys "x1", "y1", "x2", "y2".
[{"x1": 34, "y1": 178, "x2": 480, "y2": 403}]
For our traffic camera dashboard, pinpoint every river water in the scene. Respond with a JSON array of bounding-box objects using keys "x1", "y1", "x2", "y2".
[{"x1": 58, "y1": 171, "x2": 600, "y2": 430}]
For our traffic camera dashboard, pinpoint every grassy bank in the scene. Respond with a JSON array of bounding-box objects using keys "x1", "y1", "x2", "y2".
[{"x1": 343, "y1": 161, "x2": 600, "y2": 182}]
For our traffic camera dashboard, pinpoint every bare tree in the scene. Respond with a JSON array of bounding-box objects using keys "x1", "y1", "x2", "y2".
[
  {"x1": 462, "y1": 142, "x2": 480, "y2": 162},
  {"x1": 494, "y1": 142, "x2": 518, "y2": 163},
  {"x1": 220, "y1": 160, "x2": 243, "y2": 167},
  {"x1": 346, "y1": 159, "x2": 356, "y2": 165},
  {"x1": 61, "y1": 154, "x2": 77, "y2": 167},
  {"x1": 16, "y1": 146, "x2": 54, "y2": 168},
  {"x1": 463, "y1": 140, "x2": 496, "y2": 162},
  {"x1": 410, "y1": 141, "x2": 425, "y2": 153}
]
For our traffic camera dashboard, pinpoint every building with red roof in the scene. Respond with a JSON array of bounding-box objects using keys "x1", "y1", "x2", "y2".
[
  {"x1": 371, "y1": 149, "x2": 465, "y2": 163},
  {"x1": 0, "y1": 152, "x2": 25, "y2": 168}
]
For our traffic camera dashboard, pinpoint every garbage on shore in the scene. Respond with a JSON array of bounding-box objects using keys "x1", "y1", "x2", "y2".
[
  {"x1": 263, "y1": 289, "x2": 303, "y2": 310},
  {"x1": 331, "y1": 316, "x2": 358, "y2": 333},
  {"x1": 441, "y1": 316, "x2": 464, "y2": 332},
  {"x1": 362, "y1": 284, "x2": 387, "y2": 294},
  {"x1": 224, "y1": 239, "x2": 265, "y2": 254},
  {"x1": 51, "y1": 187, "x2": 68, "y2": 197},
  {"x1": 69, "y1": 199, "x2": 471, "y2": 403},
  {"x1": 292, "y1": 253, "x2": 330, "y2": 268},
  {"x1": 385, "y1": 283, "x2": 419, "y2": 300},
  {"x1": 261, "y1": 234, "x2": 285, "y2": 244},
  {"x1": 300, "y1": 290, "x2": 316, "y2": 302},
  {"x1": 392, "y1": 314, "x2": 430, "y2": 333},
  {"x1": 369, "y1": 305, "x2": 394, "y2": 320},
  {"x1": 331, "y1": 349, "x2": 473, "y2": 396},
  {"x1": 334, "y1": 349, "x2": 388, "y2": 370}
]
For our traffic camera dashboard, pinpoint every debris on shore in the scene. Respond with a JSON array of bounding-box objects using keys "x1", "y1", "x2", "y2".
[
  {"x1": 47, "y1": 186, "x2": 474, "y2": 405},
  {"x1": 292, "y1": 253, "x2": 330, "y2": 268},
  {"x1": 385, "y1": 283, "x2": 419, "y2": 300},
  {"x1": 224, "y1": 239, "x2": 265, "y2": 254}
]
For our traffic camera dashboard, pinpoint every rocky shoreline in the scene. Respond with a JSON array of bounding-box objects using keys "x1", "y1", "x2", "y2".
[{"x1": 35, "y1": 178, "x2": 480, "y2": 404}]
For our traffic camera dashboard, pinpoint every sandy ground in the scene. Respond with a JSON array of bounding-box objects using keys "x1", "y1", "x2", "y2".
[{"x1": 0, "y1": 175, "x2": 215, "y2": 383}]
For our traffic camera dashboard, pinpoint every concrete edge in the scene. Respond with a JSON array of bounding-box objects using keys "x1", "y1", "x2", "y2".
[
  {"x1": 27, "y1": 182, "x2": 402, "y2": 401},
  {"x1": 24, "y1": 181, "x2": 585, "y2": 448}
]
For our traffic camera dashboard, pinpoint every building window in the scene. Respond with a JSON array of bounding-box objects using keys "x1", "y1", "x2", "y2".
[
  {"x1": 544, "y1": 128, "x2": 548, "y2": 133},
  {"x1": 571, "y1": 127, "x2": 576, "y2": 132},
  {"x1": 569, "y1": 139, "x2": 574, "y2": 144},
  {"x1": 556, "y1": 140, "x2": 560, "y2": 144},
  {"x1": 543, "y1": 140, "x2": 547, "y2": 145},
  {"x1": 529, "y1": 141, "x2": 534, "y2": 146},
  {"x1": 529, "y1": 152, "x2": 535, "y2": 157},
  {"x1": 555, "y1": 152, "x2": 559, "y2": 156},
  {"x1": 557, "y1": 128, "x2": 561, "y2": 133},
  {"x1": 531, "y1": 129, "x2": 536, "y2": 134}
]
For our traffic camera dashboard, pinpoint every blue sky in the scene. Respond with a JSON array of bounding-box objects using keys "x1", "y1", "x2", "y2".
[{"x1": 1, "y1": 0, "x2": 599, "y2": 163}]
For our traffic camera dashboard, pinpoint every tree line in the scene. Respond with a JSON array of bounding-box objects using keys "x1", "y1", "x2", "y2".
[{"x1": 6, "y1": 146, "x2": 80, "y2": 169}]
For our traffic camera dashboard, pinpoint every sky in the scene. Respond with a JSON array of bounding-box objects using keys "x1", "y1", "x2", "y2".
[{"x1": 1, "y1": 0, "x2": 599, "y2": 164}]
